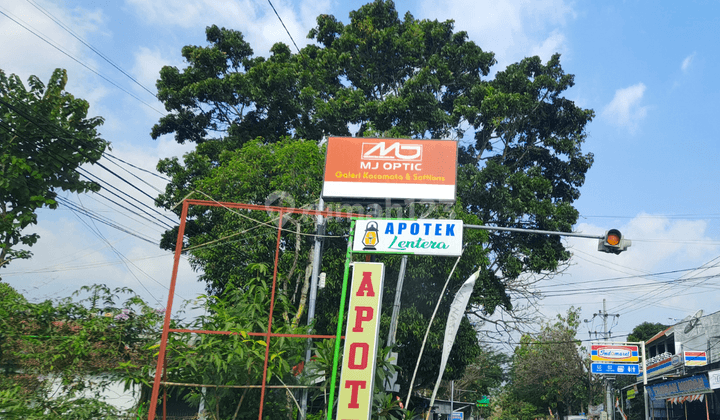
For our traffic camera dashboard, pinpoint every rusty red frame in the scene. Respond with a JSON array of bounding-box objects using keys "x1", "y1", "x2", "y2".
[{"x1": 148, "y1": 199, "x2": 364, "y2": 420}]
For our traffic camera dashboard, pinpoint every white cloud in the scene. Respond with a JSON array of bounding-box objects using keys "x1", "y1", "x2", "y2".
[
  {"x1": 602, "y1": 83, "x2": 648, "y2": 133},
  {"x1": 531, "y1": 30, "x2": 566, "y2": 63},
  {"x1": 124, "y1": 0, "x2": 330, "y2": 55},
  {"x1": 2, "y1": 215, "x2": 203, "y2": 313},
  {"x1": 681, "y1": 52, "x2": 696, "y2": 73},
  {"x1": 3, "y1": 138, "x2": 202, "y2": 312},
  {"x1": 538, "y1": 213, "x2": 720, "y2": 339},
  {"x1": 0, "y1": 1, "x2": 106, "y2": 92},
  {"x1": 132, "y1": 47, "x2": 169, "y2": 95},
  {"x1": 418, "y1": 0, "x2": 573, "y2": 68}
]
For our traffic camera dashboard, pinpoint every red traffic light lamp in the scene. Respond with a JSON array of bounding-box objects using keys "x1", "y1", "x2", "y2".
[{"x1": 598, "y1": 229, "x2": 631, "y2": 254}]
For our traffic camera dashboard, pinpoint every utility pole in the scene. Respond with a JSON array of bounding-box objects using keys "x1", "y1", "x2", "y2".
[
  {"x1": 300, "y1": 198, "x2": 324, "y2": 419},
  {"x1": 598, "y1": 299, "x2": 620, "y2": 420},
  {"x1": 387, "y1": 255, "x2": 408, "y2": 347}
]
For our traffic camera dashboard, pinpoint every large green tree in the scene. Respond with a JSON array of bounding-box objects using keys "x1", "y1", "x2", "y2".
[
  {"x1": 627, "y1": 321, "x2": 667, "y2": 343},
  {"x1": 0, "y1": 68, "x2": 108, "y2": 269},
  {"x1": 502, "y1": 308, "x2": 592, "y2": 419},
  {"x1": 0, "y1": 283, "x2": 163, "y2": 419},
  {"x1": 150, "y1": 0, "x2": 594, "y2": 407}
]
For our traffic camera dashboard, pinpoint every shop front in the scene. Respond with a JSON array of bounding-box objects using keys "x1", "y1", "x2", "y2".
[{"x1": 646, "y1": 374, "x2": 715, "y2": 420}]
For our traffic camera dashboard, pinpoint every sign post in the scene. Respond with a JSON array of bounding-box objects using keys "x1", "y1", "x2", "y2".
[
  {"x1": 336, "y1": 262, "x2": 386, "y2": 419},
  {"x1": 353, "y1": 218, "x2": 463, "y2": 256},
  {"x1": 322, "y1": 137, "x2": 458, "y2": 203}
]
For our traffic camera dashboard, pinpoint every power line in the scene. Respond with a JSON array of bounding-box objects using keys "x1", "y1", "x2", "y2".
[
  {"x1": 70, "y1": 196, "x2": 161, "y2": 303},
  {"x1": 1, "y1": 107, "x2": 174, "y2": 233},
  {"x1": 0, "y1": 6, "x2": 164, "y2": 115},
  {"x1": 266, "y1": 0, "x2": 300, "y2": 53},
  {"x1": 57, "y1": 196, "x2": 159, "y2": 245},
  {"x1": 104, "y1": 153, "x2": 172, "y2": 183},
  {"x1": 77, "y1": 168, "x2": 175, "y2": 229},
  {"x1": 0, "y1": 97, "x2": 176, "y2": 227},
  {"x1": 23, "y1": 0, "x2": 158, "y2": 99}
]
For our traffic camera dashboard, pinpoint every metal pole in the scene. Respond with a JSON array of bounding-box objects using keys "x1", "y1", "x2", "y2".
[
  {"x1": 603, "y1": 299, "x2": 608, "y2": 340},
  {"x1": 644, "y1": 384, "x2": 650, "y2": 420},
  {"x1": 301, "y1": 198, "x2": 324, "y2": 419},
  {"x1": 148, "y1": 200, "x2": 189, "y2": 420},
  {"x1": 386, "y1": 255, "x2": 407, "y2": 347},
  {"x1": 258, "y1": 210, "x2": 284, "y2": 420},
  {"x1": 326, "y1": 220, "x2": 355, "y2": 420},
  {"x1": 603, "y1": 299, "x2": 612, "y2": 420},
  {"x1": 450, "y1": 380, "x2": 454, "y2": 416},
  {"x1": 464, "y1": 224, "x2": 605, "y2": 239}
]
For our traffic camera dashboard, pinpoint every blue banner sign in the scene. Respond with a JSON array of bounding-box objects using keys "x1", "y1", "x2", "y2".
[
  {"x1": 591, "y1": 363, "x2": 640, "y2": 375},
  {"x1": 646, "y1": 375, "x2": 711, "y2": 400}
]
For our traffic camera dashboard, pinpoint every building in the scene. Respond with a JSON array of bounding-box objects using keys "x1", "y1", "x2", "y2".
[{"x1": 632, "y1": 310, "x2": 720, "y2": 419}]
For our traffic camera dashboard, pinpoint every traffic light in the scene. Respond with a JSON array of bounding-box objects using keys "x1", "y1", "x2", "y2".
[{"x1": 597, "y1": 229, "x2": 631, "y2": 254}]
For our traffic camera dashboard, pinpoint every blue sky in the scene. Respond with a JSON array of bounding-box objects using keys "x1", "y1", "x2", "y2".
[{"x1": 2, "y1": 0, "x2": 720, "y2": 343}]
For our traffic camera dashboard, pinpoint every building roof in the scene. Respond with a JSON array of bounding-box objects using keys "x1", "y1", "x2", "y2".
[{"x1": 645, "y1": 326, "x2": 674, "y2": 345}]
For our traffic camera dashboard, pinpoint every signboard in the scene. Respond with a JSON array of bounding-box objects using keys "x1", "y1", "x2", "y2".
[
  {"x1": 638, "y1": 355, "x2": 676, "y2": 380},
  {"x1": 477, "y1": 396, "x2": 490, "y2": 407},
  {"x1": 588, "y1": 404, "x2": 604, "y2": 415},
  {"x1": 353, "y1": 219, "x2": 463, "y2": 256},
  {"x1": 322, "y1": 137, "x2": 458, "y2": 203},
  {"x1": 591, "y1": 345, "x2": 639, "y2": 362},
  {"x1": 684, "y1": 351, "x2": 708, "y2": 366},
  {"x1": 337, "y1": 263, "x2": 385, "y2": 420},
  {"x1": 646, "y1": 375, "x2": 711, "y2": 401},
  {"x1": 709, "y1": 369, "x2": 720, "y2": 389},
  {"x1": 450, "y1": 413, "x2": 464, "y2": 420},
  {"x1": 591, "y1": 363, "x2": 640, "y2": 375}
]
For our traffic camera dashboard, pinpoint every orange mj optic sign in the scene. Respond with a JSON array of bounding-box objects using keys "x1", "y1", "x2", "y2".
[
  {"x1": 337, "y1": 262, "x2": 385, "y2": 420},
  {"x1": 322, "y1": 137, "x2": 458, "y2": 202}
]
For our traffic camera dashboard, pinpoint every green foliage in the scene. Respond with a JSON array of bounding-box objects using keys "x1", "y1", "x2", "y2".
[
  {"x1": 627, "y1": 321, "x2": 667, "y2": 343},
  {"x1": 436, "y1": 345, "x2": 508, "y2": 401},
  {"x1": 302, "y1": 340, "x2": 408, "y2": 420},
  {"x1": 490, "y1": 390, "x2": 546, "y2": 420},
  {"x1": 502, "y1": 308, "x2": 590, "y2": 418},
  {"x1": 0, "y1": 68, "x2": 108, "y2": 269},
  {"x1": 0, "y1": 283, "x2": 163, "y2": 418},
  {"x1": 150, "y1": 0, "x2": 595, "y2": 410},
  {"x1": 144, "y1": 265, "x2": 312, "y2": 420}
]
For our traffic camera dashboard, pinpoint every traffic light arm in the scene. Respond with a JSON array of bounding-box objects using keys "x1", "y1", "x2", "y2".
[{"x1": 463, "y1": 225, "x2": 631, "y2": 254}]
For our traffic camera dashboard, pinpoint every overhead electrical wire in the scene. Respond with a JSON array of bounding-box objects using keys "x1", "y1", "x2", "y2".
[
  {"x1": 610, "y1": 256, "x2": 720, "y2": 316},
  {"x1": 0, "y1": 111, "x2": 174, "y2": 239},
  {"x1": 266, "y1": 0, "x2": 300, "y2": 52},
  {"x1": 56, "y1": 196, "x2": 159, "y2": 245},
  {"x1": 70, "y1": 196, "x2": 162, "y2": 303},
  {"x1": 0, "y1": 98, "x2": 177, "y2": 228},
  {"x1": 0, "y1": 6, "x2": 164, "y2": 115},
  {"x1": 78, "y1": 193, "x2": 168, "y2": 236},
  {"x1": 24, "y1": 0, "x2": 158, "y2": 98},
  {"x1": 76, "y1": 167, "x2": 175, "y2": 229},
  {"x1": 104, "y1": 153, "x2": 171, "y2": 184}
]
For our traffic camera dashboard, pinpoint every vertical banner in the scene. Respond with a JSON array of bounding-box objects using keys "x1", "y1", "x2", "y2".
[
  {"x1": 337, "y1": 262, "x2": 385, "y2": 420},
  {"x1": 428, "y1": 271, "x2": 479, "y2": 412}
]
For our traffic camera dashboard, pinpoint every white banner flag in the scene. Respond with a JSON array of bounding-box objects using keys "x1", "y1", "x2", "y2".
[{"x1": 428, "y1": 270, "x2": 479, "y2": 411}]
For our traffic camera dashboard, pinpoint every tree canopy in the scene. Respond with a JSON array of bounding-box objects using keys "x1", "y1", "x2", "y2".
[
  {"x1": 150, "y1": 0, "x2": 595, "y2": 409},
  {"x1": 501, "y1": 308, "x2": 593, "y2": 419},
  {"x1": 628, "y1": 321, "x2": 667, "y2": 343},
  {"x1": 0, "y1": 68, "x2": 108, "y2": 269},
  {"x1": 0, "y1": 283, "x2": 163, "y2": 419}
]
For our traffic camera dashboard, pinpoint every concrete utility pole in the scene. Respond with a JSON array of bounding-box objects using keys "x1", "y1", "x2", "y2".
[
  {"x1": 598, "y1": 299, "x2": 620, "y2": 420},
  {"x1": 300, "y1": 198, "x2": 324, "y2": 419},
  {"x1": 387, "y1": 255, "x2": 408, "y2": 347}
]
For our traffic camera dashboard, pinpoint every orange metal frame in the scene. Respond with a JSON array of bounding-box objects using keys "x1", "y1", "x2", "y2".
[{"x1": 148, "y1": 199, "x2": 363, "y2": 420}]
